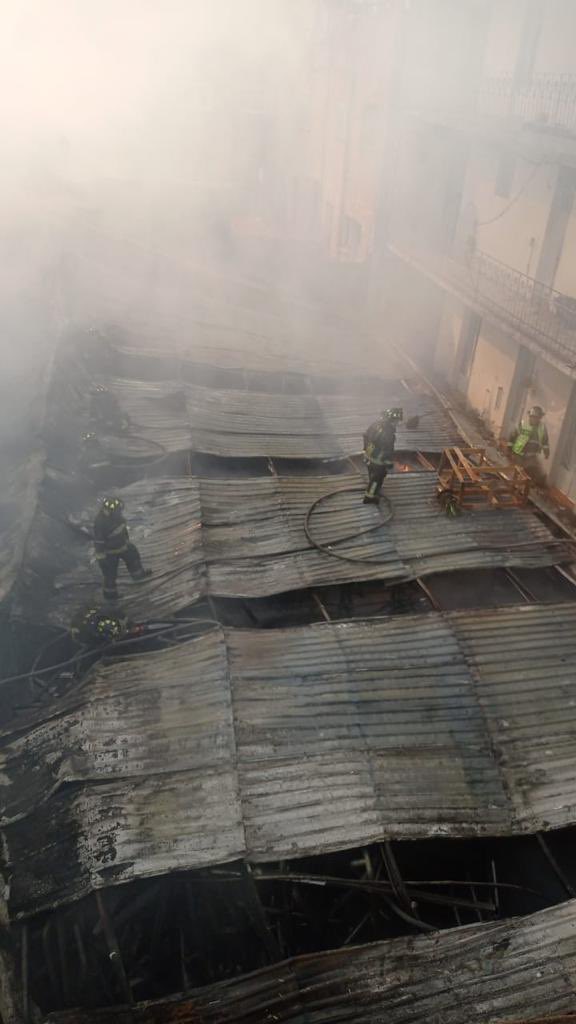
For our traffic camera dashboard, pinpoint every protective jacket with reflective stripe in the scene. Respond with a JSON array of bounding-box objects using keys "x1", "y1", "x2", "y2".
[
  {"x1": 363, "y1": 419, "x2": 396, "y2": 465},
  {"x1": 511, "y1": 421, "x2": 548, "y2": 457},
  {"x1": 93, "y1": 510, "x2": 130, "y2": 559}
]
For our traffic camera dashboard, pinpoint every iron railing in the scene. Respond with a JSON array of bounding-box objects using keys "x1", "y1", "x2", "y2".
[
  {"x1": 479, "y1": 74, "x2": 576, "y2": 136},
  {"x1": 450, "y1": 248, "x2": 576, "y2": 366}
]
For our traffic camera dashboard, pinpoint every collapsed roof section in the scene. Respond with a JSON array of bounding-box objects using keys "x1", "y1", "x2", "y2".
[
  {"x1": 5, "y1": 604, "x2": 576, "y2": 917},
  {"x1": 41, "y1": 893, "x2": 576, "y2": 1024},
  {"x1": 14, "y1": 472, "x2": 572, "y2": 625}
]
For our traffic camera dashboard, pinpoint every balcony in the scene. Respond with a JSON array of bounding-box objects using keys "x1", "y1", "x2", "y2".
[
  {"x1": 479, "y1": 74, "x2": 576, "y2": 138},
  {"x1": 390, "y1": 242, "x2": 576, "y2": 370}
]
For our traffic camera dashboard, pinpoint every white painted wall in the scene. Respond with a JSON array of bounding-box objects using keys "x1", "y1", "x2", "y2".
[
  {"x1": 481, "y1": 0, "x2": 523, "y2": 78},
  {"x1": 434, "y1": 296, "x2": 465, "y2": 381},
  {"x1": 459, "y1": 148, "x2": 556, "y2": 278},
  {"x1": 552, "y1": 200, "x2": 576, "y2": 298},
  {"x1": 466, "y1": 321, "x2": 520, "y2": 435},
  {"x1": 534, "y1": 0, "x2": 576, "y2": 75}
]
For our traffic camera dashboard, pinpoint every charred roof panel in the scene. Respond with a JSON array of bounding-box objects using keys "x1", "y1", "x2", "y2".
[
  {"x1": 16, "y1": 477, "x2": 204, "y2": 627},
  {"x1": 46, "y1": 899, "x2": 576, "y2": 1024},
  {"x1": 202, "y1": 473, "x2": 570, "y2": 597},
  {"x1": 452, "y1": 603, "x2": 576, "y2": 833},
  {"x1": 18, "y1": 472, "x2": 570, "y2": 623},
  {"x1": 185, "y1": 385, "x2": 460, "y2": 457},
  {"x1": 7, "y1": 607, "x2": 576, "y2": 914}
]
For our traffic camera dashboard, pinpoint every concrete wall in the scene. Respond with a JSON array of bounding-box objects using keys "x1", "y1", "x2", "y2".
[
  {"x1": 481, "y1": 0, "x2": 524, "y2": 77},
  {"x1": 552, "y1": 199, "x2": 576, "y2": 298},
  {"x1": 434, "y1": 296, "x2": 466, "y2": 382},
  {"x1": 534, "y1": 0, "x2": 576, "y2": 74},
  {"x1": 458, "y1": 147, "x2": 556, "y2": 277},
  {"x1": 466, "y1": 322, "x2": 520, "y2": 436}
]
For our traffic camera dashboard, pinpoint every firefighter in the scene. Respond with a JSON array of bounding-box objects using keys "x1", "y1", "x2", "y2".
[
  {"x1": 93, "y1": 497, "x2": 151, "y2": 600},
  {"x1": 90, "y1": 383, "x2": 130, "y2": 434},
  {"x1": 508, "y1": 406, "x2": 550, "y2": 473},
  {"x1": 362, "y1": 408, "x2": 403, "y2": 504},
  {"x1": 70, "y1": 606, "x2": 133, "y2": 646}
]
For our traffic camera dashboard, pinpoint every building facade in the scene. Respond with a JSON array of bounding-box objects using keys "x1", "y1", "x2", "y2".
[{"x1": 381, "y1": 0, "x2": 576, "y2": 505}]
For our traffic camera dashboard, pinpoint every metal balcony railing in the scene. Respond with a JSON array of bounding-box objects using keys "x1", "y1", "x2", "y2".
[
  {"x1": 450, "y1": 249, "x2": 576, "y2": 366},
  {"x1": 479, "y1": 74, "x2": 576, "y2": 137}
]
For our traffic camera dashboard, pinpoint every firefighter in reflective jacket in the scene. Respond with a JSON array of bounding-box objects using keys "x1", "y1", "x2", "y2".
[
  {"x1": 93, "y1": 497, "x2": 151, "y2": 600},
  {"x1": 509, "y1": 406, "x2": 550, "y2": 470},
  {"x1": 362, "y1": 408, "x2": 402, "y2": 504},
  {"x1": 70, "y1": 606, "x2": 149, "y2": 647}
]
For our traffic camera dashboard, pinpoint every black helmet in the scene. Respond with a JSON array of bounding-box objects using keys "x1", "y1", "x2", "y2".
[
  {"x1": 101, "y1": 497, "x2": 124, "y2": 515},
  {"x1": 528, "y1": 405, "x2": 545, "y2": 418}
]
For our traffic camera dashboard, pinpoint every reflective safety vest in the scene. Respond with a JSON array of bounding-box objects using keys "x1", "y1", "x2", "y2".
[{"x1": 512, "y1": 421, "x2": 547, "y2": 457}]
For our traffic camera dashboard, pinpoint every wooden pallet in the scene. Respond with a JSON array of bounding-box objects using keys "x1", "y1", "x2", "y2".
[{"x1": 437, "y1": 447, "x2": 531, "y2": 510}]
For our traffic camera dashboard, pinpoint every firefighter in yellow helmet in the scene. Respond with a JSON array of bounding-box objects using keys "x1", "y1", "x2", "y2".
[
  {"x1": 508, "y1": 405, "x2": 550, "y2": 474},
  {"x1": 93, "y1": 497, "x2": 151, "y2": 601}
]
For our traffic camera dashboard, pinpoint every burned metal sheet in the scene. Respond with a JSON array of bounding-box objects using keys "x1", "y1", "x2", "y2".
[
  {"x1": 16, "y1": 476, "x2": 204, "y2": 627},
  {"x1": 451, "y1": 603, "x2": 576, "y2": 833},
  {"x1": 103, "y1": 378, "x2": 191, "y2": 457},
  {"x1": 45, "y1": 899, "x2": 576, "y2": 1024},
  {"x1": 113, "y1": 342, "x2": 410, "y2": 393},
  {"x1": 19, "y1": 470, "x2": 569, "y2": 622},
  {"x1": 0, "y1": 631, "x2": 231, "y2": 823},
  {"x1": 7, "y1": 606, "x2": 576, "y2": 915},
  {"x1": 185, "y1": 385, "x2": 460, "y2": 458},
  {"x1": 202, "y1": 472, "x2": 571, "y2": 597}
]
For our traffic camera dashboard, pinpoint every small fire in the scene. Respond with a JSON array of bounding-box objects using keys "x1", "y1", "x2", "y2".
[{"x1": 395, "y1": 462, "x2": 412, "y2": 473}]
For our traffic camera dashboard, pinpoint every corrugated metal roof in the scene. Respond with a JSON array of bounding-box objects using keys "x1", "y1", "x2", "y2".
[
  {"x1": 203, "y1": 472, "x2": 570, "y2": 597},
  {"x1": 451, "y1": 603, "x2": 576, "y2": 833},
  {"x1": 45, "y1": 899, "x2": 576, "y2": 1024},
  {"x1": 186, "y1": 385, "x2": 459, "y2": 458},
  {"x1": 6, "y1": 606, "x2": 576, "y2": 915},
  {"x1": 114, "y1": 342, "x2": 410, "y2": 389},
  {"x1": 105, "y1": 379, "x2": 191, "y2": 457},
  {"x1": 17, "y1": 472, "x2": 570, "y2": 622},
  {"x1": 99, "y1": 377, "x2": 456, "y2": 460},
  {"x1": 15, "y1": 477, "x2": 204, "y2": 627}
]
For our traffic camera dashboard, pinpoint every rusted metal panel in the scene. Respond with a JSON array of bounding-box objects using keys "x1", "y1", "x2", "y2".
[
  {"x1": 44, "y1": 900, "x2": 576, "y2": 1024},
  {"x1": 7, "y1": 607, "x2": 576, "y2": 915}
]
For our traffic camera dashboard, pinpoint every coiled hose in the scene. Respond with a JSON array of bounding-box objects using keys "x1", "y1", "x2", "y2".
[{"x1": 304, "y1": 486, "x2": 395, "y2": 565}]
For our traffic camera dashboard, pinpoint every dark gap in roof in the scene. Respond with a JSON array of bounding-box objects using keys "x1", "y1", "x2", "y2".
[
  {"x1": 19, "y1": 830, "x2": 573, "y2": 1015},
  {"x1": 424, "y1": 568, "x2": 536, "y2": 610}
]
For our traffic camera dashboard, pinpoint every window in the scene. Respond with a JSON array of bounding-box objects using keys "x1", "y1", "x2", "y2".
[
  {"x1": 495, "y1": 154, "x2": 517, "y2": 199},
  {"x1": 495, "y1": 386, "x2": 504, "y2": 411}
]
